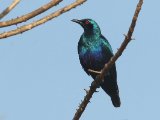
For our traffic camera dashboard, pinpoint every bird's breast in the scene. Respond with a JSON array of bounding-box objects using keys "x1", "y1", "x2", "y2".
[{"x1": 79, "y1": 46, "x2": 104, "y2": 71}]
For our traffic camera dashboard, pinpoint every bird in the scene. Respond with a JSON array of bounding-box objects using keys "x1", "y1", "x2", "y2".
[{"x1": 72, "y1": 18, "x2": 121, "y2": 107}]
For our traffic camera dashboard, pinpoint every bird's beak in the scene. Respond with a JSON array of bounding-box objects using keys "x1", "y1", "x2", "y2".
[{"x1": 71, "y1": 19, "x2": 82, "y2": 25}]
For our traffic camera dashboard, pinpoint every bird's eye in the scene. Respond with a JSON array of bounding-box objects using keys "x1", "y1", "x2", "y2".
[{"x1": 85, "y1": 20, "x2": 90, "y2": 24}]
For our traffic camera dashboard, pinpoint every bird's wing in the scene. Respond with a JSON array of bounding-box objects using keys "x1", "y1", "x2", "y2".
[
  {"x1": 100, "y1": 35, "x2": 117, "y2": 81},
  {"x1": 100, "y1": 35, "x2": 113, "y2": 63},
  {"x1": 100, "y1": 35, "x2": 113, "y2": 53}
]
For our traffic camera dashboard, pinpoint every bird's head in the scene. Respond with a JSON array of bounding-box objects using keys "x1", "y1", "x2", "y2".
[{"x1": 71, "y1": 19, "x2": 101, "y2": 36}]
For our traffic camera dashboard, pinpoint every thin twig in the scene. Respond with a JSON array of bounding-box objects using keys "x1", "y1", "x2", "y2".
[
  {"x1": 0, "y1": 0, "x2": 87, "y2": 39},
  {"x1": 73, "y1": 0, "x2": 144, "y2": 120},
  {"x1": 88, "y1": 69, "x2": 101, "y2": 74},
  {"x1": 0, "y1": 0, "x2": 62, "y2": 28},
  {"x1": 0, "y1": 0, "x2": 20, "y2": 20}
]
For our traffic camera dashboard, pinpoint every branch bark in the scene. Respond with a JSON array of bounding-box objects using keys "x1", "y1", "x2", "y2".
[
  {"x1": 0, "y1": 0, "x2": 87, "y2": 39},
  {"x1": 73, "y1": 0, "x2": 144, "y2": 120},
  {"x1": 0, "y1": 0, "x2": 20, "y2": 20},
  {"x1": 0, "y1": 0, "x2": 62, "y2": 28}
]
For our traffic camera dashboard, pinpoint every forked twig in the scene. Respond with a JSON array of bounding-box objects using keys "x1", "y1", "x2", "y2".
[
  {"x1": 0, "y1": 0, "x2": 87, "y2": 39},
  {"x1": 0, "y1": 0, "x2": 62, "y2": 27}
]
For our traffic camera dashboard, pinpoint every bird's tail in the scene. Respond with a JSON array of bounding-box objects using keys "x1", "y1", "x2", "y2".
[{"x1": 111, "y1": 94, "x2": 121, "y2": 107}]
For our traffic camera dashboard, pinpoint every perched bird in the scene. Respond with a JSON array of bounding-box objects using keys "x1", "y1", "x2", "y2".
[{"x1": 72, "y1": 19, "x2": 121, "y2": 107}]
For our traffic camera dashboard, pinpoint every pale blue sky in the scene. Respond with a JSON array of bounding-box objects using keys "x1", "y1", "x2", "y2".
[{"x1": 0, "y1": 0, "x2": 159, "y2": 120}]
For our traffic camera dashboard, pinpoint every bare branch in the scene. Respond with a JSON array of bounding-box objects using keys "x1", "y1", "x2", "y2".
[
  {"x1": 0, "y1": 0, "x2": 87, "y2": 39},
  {"x1": 0, "y1": 0, "x2": 20, "y2": 20},
  {"x1": 73, "y1": 0, "x2": 144, "y2": 120},
  {"x1": 0, "y1": 0, "x2": 62, "y2": 28}
]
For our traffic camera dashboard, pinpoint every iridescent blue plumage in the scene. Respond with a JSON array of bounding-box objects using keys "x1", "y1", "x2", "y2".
[{"x1": 72, "y1": 19, "x2": 120, "y2": 107}]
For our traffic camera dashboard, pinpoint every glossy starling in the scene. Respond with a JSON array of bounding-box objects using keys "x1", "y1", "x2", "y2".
[{"x1": 72, "y1": 19, "x2": 120, "y2": 107}]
